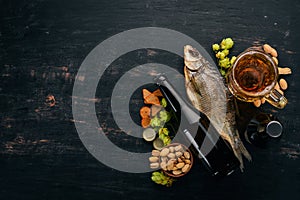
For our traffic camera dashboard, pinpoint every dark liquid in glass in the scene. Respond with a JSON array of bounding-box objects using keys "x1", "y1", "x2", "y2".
[{"x1": 234, "y1": 53, "x2": 276, "y2": 93}]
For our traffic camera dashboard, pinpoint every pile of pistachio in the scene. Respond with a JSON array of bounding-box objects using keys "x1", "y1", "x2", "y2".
[{"x1": 149, "y1": 144, "x2": 192, "y2": 177}]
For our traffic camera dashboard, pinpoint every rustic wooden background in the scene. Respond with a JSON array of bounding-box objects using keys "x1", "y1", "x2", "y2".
[{"x1": 0, "y1": 0, "x2": 299, "y2": 199}]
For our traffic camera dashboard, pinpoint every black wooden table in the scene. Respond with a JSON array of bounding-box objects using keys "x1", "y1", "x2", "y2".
[{"x1": 1, "y1": 0, "x2": 299, "y2": 199}]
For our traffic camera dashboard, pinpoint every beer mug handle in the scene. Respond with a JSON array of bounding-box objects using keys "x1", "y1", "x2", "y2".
[{"x1": 265, "y1": 89, "x2": 288, "y2": 109}]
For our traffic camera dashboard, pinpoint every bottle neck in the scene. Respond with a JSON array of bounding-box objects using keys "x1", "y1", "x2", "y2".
[{"x1": 156, "y1": 75, "x2": 200, "y2": 124}]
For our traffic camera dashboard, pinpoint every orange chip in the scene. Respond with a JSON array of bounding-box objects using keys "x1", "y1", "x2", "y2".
[
  {"x1": 144, "y1": 93, "x2": 160, "y2": 105},
  {"x1": 152, "y1": 89, "x2": 163, "y2": 97},
  {"x1": 142, "y1": 89, "x2": 152, "y2": 100},
  {"x1": 140, "y1": 106, "x2": 151, "y2": 118},
  {"x1": 141, "y1": 117, "x2": 151, "y2": 128}
]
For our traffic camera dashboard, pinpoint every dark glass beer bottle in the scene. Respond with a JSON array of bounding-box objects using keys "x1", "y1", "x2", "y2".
[{"x1": 156, "y1": 75, "x2": 240, "y2": 176}]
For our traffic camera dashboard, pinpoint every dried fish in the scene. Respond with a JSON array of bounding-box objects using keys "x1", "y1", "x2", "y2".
[{"x1": 183, "y1": 45, "x2": 251, "y2": 170}]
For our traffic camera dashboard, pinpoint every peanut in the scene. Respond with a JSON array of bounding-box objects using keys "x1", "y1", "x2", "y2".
[
  {"x1": 182, "y1": 164, "x2": 190, "y2": 173},
  {"x1": 279, "y1": 79, "x2": 288, "y2": 90},
  {"x1": 263, "y1": 44, "x2": 278, "y2": 57},
  {"x1": 184, "y1": 151, "x2": 190, "y2": 159},
  {"x1": 278, "y1": 67, "x2": 292, "y2": 75},
  {"x1": 176, "y1": 162, "x2": 185, "y2": 169},
  {"x1": 172, "y1": 170, "x2": 182, "y2": 175},
  {"x1": 253, "y1": 100, "x2": 261, "y2": 107},
  {"x1": 272, "y1": 57, "x2": 278, "y2": 65}
]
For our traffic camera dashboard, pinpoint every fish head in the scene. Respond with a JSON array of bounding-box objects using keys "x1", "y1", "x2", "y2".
[{"x1": 184, "y1": 45, "x2": 204, "y2": 71}]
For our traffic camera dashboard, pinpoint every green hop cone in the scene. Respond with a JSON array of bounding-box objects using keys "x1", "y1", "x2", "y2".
[
  {"x1": 150, "y1": 116, "x2": 164, "y2": 128},
  {"x1": 218, "y1": 57, "x2": 230, "y2": 68},
  {"x1": 151, "y1": 171, "x2": 175, "y2": 187},
  {"x1": 222, "y1": 49, "x2": 229, "y2": 56},
  {"x1": 212, "y1": 44, "x2": 220, "y2": 51},
  {"x1": 230, "y1": 56, "x2": 237, "y2": 65},
  {"x1": 159, "y1": 127, "x2": 169, "y2": 136},
  {"x1": 216, "y1": 51, "x2": 226, "y2": 60},
  {"x1": 220, "y1": 38, "x2": 234, "y2": 49},
  {"x1": 159, "y1": 110, "x2": 171, "y2": 123},
  {"x1": 161, "y1": 98, "x2": 167, "y2": 108},
  {"x1": 219, "y1": 69, "x2": 226, "y2": 76}
]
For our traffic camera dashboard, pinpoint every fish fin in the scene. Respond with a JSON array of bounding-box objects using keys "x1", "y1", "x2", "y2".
[{"x1": 191, "y1": 75, "x2": 202, "y2": 97}]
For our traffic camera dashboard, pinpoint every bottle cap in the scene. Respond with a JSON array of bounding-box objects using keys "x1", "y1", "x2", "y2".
[
  {"x1": 142, "y1": 128, "x2": 156, "y2": 142},
  {"x1": 266, "y1": 121, "x2": 282, "y2": 138},
  {"x1": 153, "y1": 138, "x2": 164, "y2": 150}
]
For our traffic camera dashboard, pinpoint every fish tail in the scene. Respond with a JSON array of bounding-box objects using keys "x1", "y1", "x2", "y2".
[
  {"x1": 233, "y1": 149, "x2": 245, "y2": 172},
  {"x1": 239, "y1": 141, "x2": 252, "y2": 162},
  {"x1": 220, "y1": 134, "x2": 244, "y2": 171}
]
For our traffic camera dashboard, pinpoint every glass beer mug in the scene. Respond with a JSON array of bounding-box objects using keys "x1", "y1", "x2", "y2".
[{"x1": 227, "y1": 47, "x2": 288, "y2": 109}]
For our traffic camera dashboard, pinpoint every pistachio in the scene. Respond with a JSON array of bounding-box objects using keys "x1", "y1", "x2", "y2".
[
  {"x1": 161, "y1": 157, "x2": 167, "y2": 163},
  {"x1": 176, "y1": 162, "x2": 185, "y2": 169},
  {"x1": 175, "y1": 145, "x2": 183, "y2": 152},
  {"x1": 152, "y1": 150, "x2": 160, "y2": 157},
  {"x1": 279, "y1": 79, "x2": 288, "y2": 90},
  {"x1": 172, "y1": 167, "x2": 178, "y2": 171},
  {"x1": 172, "y1": 170, "x2": 182, "y2": 175},
  {"x1": 183, "y1": 151, "x2": 190, "y2": 159},
  {"x1": 160, "y1": 148, "x2": 170, "y2": 157},
  {"x1": 167, "y1": 153, "x2": 176, "y2": 159},
  {"x1": 278, "y1": 67, "x2": 292, "y2": 75},
  {"x1": 182, "y1": 164, "x2": 190, "y2": 173},
  {"x1": 169, "y1": 146, "x2": 175, "y2": 153},
  {"x1": 160, "y1": 162, "x2": 167, "y2": 171},
  {"x1": 150, "y1": 162, "x2": 159, "y2": 169},
  {"x1": 175, "y1": 151, "x2": 183, "y2": 158},
  {"x1": 149, "y1": 156, "x2": 159, "y2": 163}
]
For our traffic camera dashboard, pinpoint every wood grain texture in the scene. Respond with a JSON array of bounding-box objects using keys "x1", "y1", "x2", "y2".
[{"x1": 0, "y1": 0, "x2": 299, "y2": 199}]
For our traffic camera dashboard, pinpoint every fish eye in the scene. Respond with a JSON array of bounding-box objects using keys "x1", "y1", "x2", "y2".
[{"x1": 189, "y1": 49, "x2": 199, "y2": 58}]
